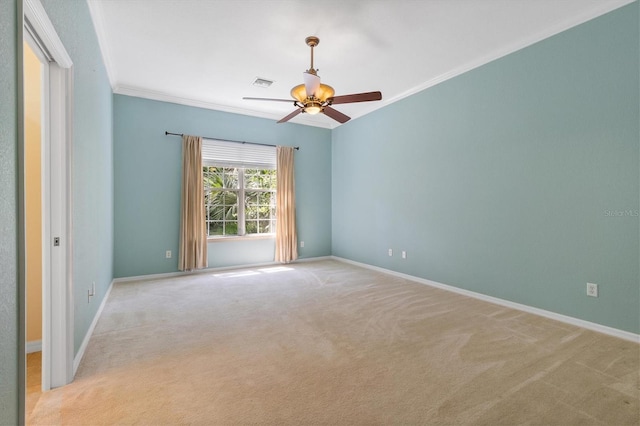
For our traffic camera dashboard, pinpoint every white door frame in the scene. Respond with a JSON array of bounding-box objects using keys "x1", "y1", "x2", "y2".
[{"x1": 24, "y1": 0, "x2": 74, "y2": 390}]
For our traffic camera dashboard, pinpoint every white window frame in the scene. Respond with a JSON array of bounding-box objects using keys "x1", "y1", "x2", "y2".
[{"x1": 202, "y1": 139, "x2": 277, "y2": 241}]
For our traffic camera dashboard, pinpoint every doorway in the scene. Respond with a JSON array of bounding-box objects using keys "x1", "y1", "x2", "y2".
[
  {"x1": 22, "y1": 0, "x2": 74, "y2": 411},
  {"x1": 23, "y1": 37, "x2": 45, "y2": 417}
]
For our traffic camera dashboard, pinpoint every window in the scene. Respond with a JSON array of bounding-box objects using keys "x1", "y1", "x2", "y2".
[
  {"x1": 202, "y1": 139, "x2": 277, "y2": 238},
  {"x1": 204, "y1": 166, "x2": 276, "y2": 237}
]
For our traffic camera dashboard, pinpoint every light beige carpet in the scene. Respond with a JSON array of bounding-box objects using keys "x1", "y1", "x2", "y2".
[
  {"x1": 29, "y1": 259, "x2": 639, "y2": 425},
  {"x1": 26, "y1": 351, "x2": 43, "y2": 420}
]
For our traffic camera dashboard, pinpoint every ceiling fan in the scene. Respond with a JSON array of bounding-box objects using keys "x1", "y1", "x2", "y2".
[{"x1": 243, "y1": 36, "x2": 382, "y2": 124}]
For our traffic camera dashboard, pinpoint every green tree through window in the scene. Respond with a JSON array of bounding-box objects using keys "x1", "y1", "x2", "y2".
[{"x1": 204, "y1": 166, "x2": 276, "y2": 237}]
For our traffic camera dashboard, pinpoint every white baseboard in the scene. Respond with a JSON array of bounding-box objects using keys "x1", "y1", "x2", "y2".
[
  {"x1": 296, "y1": 256, "x2": 333, "y2": 263},
  {"x1": 73, "y1": 279, "x2": 115, "y2": 375},
  {"x1": 26, "y1": 340, "x2": 42, "y2": 354},
  {"x1": 113, "y1": 256, "x2": 333, "y2": 284},
  {"x1": 332, "y1": 256, "x2": 640, "y2": 343}
]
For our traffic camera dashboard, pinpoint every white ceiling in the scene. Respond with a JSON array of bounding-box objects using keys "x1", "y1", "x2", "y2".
[{"x1": 87, "y1": 0, "x2": 633, "y2": 129}]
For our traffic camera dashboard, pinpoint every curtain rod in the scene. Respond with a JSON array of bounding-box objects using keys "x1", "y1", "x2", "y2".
[{"x1": 165, "y1": 131, "x2": 299, "y2": 150}]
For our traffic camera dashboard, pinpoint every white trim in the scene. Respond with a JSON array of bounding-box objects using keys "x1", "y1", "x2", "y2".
[
  {"x1": 114, "y1": 261, "x2": 284, "y2": 284},
  {"x1": 23, "y1": 0, "x2": 75, "y2": 390},
  {"x1": 73, "y1": 280, "x2": 114, "y2": 375},
  {"x1": 97, "y1": 0, "x2": 633, "y2": 130},
  {"x1": 295, "y1": 256, "x2": 333, "y2": 263},
  {"x1": 26, "y1": 340, "x2": 42, "y2": 354},
  {"x1": 113, "y1": 256, "x2": 332, "y2": 284},
  {"x1": 47, "y1": 61, "x2": 74, "y2": 388},
  {"x1": 86, "y1": 0, "x2": 116, "y2": 87},
  {"x1": 38, "y1": 39, "x2": 52, "y2": 392},
  {"x1": 331, "y1": 256, "x2": 640, "y2": 343},
  {"x1": 23, "y1": 0, "x2": 72, "y2": 68},
  {"x1": 355, "y1": 0, "x2": 637, "y2": 125},
  {"x1": 208, "y1": 234, "x2": 275, "y2": 243},
  {"x1": 113, "y1": 85, "x2": 334, "y2": 129}
]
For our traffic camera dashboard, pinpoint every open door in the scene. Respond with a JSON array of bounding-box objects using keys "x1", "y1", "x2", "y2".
[{"x1": 23, "y1": 0, "x2": 74, "y2": 394}]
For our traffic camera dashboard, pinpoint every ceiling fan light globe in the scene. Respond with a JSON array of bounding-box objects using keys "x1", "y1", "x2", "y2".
[{"x1": 304, "y1": 105, "x2": 322, "y2": 115}]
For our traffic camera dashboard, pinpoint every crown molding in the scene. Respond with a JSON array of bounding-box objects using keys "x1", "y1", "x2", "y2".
[
  {"x1": 87, "y1": 0, "x2": 117, "y2": 88},
  {"x1": 373, "y1": 0, "x2": 637, "y2": 111},
  {"x1": 114, "y1": 85, "x2": 336, "y2": 129},
  {"x1": 98, "y1": 0, "x2": 635, "y2": 130}
]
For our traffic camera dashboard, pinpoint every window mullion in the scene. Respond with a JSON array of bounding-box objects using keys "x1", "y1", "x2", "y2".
[{"x1": 238, "y1": 168, "x2": 245, "y2": 236}]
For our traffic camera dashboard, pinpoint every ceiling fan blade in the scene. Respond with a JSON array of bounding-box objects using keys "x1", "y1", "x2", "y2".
[
  {"x1": 243, "y1": 97, "x2": 295, "y2": 103},
  {"x1": 303, "y1": 72, "x2": 320, "y2": 97},
  {"x1": 277, "y1": 108, "x2": 303, "y2": 123},
  {"x1": 323, "y1": 106, "x2": 351, "y2": 123},
  {"x1": 328, "y1": 91, "x2": 382, "y2": 105}
]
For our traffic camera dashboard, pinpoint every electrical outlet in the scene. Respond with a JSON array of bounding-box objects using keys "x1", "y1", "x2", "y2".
[
  {"x1": 402, "y1": 251, "x2": 407, "y2": 259},
  {"x1": 300, "y1": 241, "x2": 304, "y2": 248},
  {"x1": 166, "y1": 250, "x2": 172, "y2": 259},
  {"x1": 388, "y1": 248, "x2": 393, "y2": 257},
  {"x1": 586, "y1": 282, "x2": 598, "y2": 298}
]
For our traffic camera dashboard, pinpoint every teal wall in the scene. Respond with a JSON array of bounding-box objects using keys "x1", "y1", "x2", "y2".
[
  {"x1": 0, "y1": 2, "x2": 636, "y2": 421},
  {"x1": 1, "y1": 0, "x2": 114, "y2": 418},
  {"x1": 113, "y1": 95, "x2": 332, "y2": 278},
  {"x1": 0, "y1": 1, "x2": 21, "y2": 422},
  {"x1": 332, "y1": 3, "x2": 639, "y2": 333},
  {"x1": 40, "y1": 0, "x2": 114, "y2": 354}
]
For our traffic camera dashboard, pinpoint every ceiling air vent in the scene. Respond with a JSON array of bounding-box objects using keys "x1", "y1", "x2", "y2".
[{"x1": 252, "y1": 77, "x2": 274, "y2": 88}]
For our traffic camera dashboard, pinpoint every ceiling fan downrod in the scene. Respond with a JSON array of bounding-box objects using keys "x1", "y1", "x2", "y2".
[{"x1": 305, "y1": 36, "x2": 319, "y2": 75}]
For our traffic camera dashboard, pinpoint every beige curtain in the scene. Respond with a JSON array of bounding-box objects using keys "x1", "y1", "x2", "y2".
[
  {"x1": 275, "y1": 146, "x2": 298, "y2": 263},
  {"x1": 178, "y1": 135, "x2": 208, "y2": 271}
]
